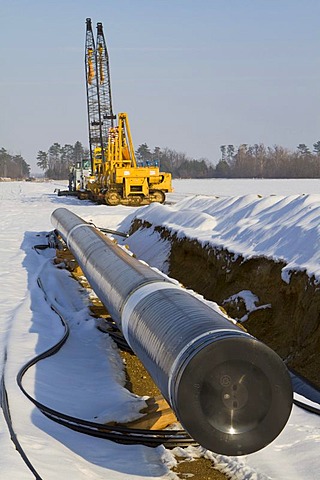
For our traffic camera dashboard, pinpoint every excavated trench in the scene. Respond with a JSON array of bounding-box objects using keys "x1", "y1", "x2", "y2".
[{"x1": 129, "y1": 220, "x2": 320, "y2": 389}]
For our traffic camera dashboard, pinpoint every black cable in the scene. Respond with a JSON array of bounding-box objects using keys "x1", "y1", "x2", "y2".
[
  {"x1": 87, "y1": 221, "x2": 129, "y2": 238},
  {"x1": 16, "y1": 276, "x2": 196, "y2": 449},
  {"x1": 20, "y1": 248, "x2": 320, "y2": 454},
  {"x1": 1, "y1": 357, "x2": 43, "y2": 479},
  {"x1": 293, "y1": 398, "x2": 320, "y2": 416},
  {"x1": 97, "y1": 322, "x2": 133, "y2": 353},
  {"x1": 33, "y1": 245, "x2": 50, "y2": 251}
]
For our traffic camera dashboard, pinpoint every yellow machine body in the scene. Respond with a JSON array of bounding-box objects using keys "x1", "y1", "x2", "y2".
[{"x1": 85, "y1": 112, "x2": 172, "y2": 206}]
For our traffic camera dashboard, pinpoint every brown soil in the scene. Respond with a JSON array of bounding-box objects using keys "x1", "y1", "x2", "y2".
[
  {"x1": 120, "y1": 348, "x2": 230, "y2": 479},
  {"x1": 169, "y1": 236, "x2": 320, "y2": 386},
  {"x1": 120, "y1": 350, "x2": 161, "y2": 397},
  {"x1": 173, "y1": 457, "x2": 227, "y2": 479},
  {"x1": 129, "y1": 220, "x2": 320, "y2": 388}
]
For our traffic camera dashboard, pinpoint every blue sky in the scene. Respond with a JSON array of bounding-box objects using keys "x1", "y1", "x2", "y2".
[{"x1": 1, "y1": 0, "x2": 319, "y2": 172}]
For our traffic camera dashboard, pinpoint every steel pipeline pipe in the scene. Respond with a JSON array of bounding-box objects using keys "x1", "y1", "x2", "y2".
[{"x1": 51, "y1": 207, "x2": 292, "y2": 455}]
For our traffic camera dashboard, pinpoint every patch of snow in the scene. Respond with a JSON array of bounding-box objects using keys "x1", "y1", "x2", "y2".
[
  {"x1": 223, "y1": 290, "x2": 271, "y2": 322},
  {"x1": 133, "y1": 192, "x2": 320, "y2": 281},
  {"x1": 1, "y1": 180, "x2": 320, "y2": 479}
]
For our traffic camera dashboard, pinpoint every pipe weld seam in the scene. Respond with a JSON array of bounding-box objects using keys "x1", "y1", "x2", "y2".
[
  {"x1": 121, "y1": 281, "x2": 180, "y2": 349},
  {"x1": 66, "y1": 223, "x2": 96, "y2": 249}
]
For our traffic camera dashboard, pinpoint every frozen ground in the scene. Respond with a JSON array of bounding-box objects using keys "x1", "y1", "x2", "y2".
[{"x1": 0, "y1": 178, "x2": 319, "y2": 479}]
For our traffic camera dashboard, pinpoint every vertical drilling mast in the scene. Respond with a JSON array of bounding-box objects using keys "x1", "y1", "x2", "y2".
[
  {"x1": 85, "y1": 20, "x2": 116, "y2": 172},
  {"x1": 96, "y1": 22, "x2": 116, "y2": 139},
  {"x1": 85, "y1": 18, "x2": 102, "y2": 170}
]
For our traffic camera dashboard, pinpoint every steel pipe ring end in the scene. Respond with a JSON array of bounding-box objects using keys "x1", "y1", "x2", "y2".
[{"x1": 169, "y1": 334, "x2": 293, "y2": 456}]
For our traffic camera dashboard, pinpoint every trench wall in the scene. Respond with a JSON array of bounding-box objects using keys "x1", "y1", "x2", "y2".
[{"x1": 129, "y1": 220, "x2": 320, "y2": 388}]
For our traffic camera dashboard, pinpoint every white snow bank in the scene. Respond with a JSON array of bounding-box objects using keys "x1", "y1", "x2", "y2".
[
  {"x1": 1, "y1": 180, "x2": 320, "y2": 480},
  {"x1": 131, "y1": 193, "x2": 320, "y2": 281}
]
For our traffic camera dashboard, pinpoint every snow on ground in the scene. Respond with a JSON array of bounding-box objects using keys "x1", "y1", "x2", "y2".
[
  {"x1": 0, "y1": 179, "x2": 320, "y2": 479},
  {"x1": 170, "y1": 177, "x2": 320, "y2": 199},
  {"x1": 222, "y1": 290, "x2": 271, "y2": 323},
  {"x1": 0, "y1": 182, "x2": 171, "y2": 480},
  {"x1": 131, "y1": 192, "x2": 320, "y2": 282}
]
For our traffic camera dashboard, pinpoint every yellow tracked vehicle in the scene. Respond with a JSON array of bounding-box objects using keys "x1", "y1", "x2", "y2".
[
  {"x1": 65, "y1": 19, "x2": 172, "y2": 206},
  {"x1": 86, "y1": 112, "x2": 172, "y2": 206}
]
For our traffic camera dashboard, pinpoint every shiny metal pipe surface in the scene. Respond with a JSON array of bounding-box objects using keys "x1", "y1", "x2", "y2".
[{"x1": 51, "y1": 207, "x2": 293, "y2": 455}]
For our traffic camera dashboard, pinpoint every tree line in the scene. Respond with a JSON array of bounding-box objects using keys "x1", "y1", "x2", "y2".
[
  {"x1": 216, "y1": 142, "x2": 320, "y2": 178},
  {"x1": 3, "y1": 140, "x2": 320, "y2": 181},
  {"x1": 135, "y1": 143, "x2": 215, "y2": 178},
  {"x1": 136, "y1": 141, "x2": 320, "y2": 179},
  {"x1": 36, "y1": 141, "x2": 89, "y2": 179},
  {"x1": 35, "y1": 141, "x2": 215, "y2": 179},
  {"x1": 35, "y1": 140, "x2": 320, "y2": 179},
  {"x1": 0, "y1": 148, "x2": 30, "y2": 179}
]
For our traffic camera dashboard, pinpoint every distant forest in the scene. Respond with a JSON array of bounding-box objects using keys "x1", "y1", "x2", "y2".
[
  {"x1": 2, "y1": 141, "x2": 320, "y2": 180},
  {"x1": 215, "y1": 142, "x2": 320, "y2": 179},
  {"x1": 35, "y1": 140, "x2": 320, "y2": 180},
  {"x1": 0, "y1": 148, "x2": 30, "y2": 179},
  {"x1": 135, "y1": 141, "x2": 320, "y2": 179},
  {"x1": 36, "y1": 141, "x2": 89, "y2": 179}
]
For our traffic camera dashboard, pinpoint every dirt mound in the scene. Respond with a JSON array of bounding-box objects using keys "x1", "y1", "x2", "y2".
[{"x1": 129, "y1": 220, "x2": 320, "y2": 388}]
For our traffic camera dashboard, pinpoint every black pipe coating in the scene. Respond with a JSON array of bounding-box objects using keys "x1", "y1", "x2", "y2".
[{"x1": 51, "y1": 207, "x2": 293, "y2": 455}]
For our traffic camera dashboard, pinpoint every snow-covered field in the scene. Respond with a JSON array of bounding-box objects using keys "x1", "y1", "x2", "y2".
[{"x1": 0, "y1": 179, "x2": 320, "y2": 479}]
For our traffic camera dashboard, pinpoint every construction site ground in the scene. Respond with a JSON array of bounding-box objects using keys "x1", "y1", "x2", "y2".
[{"x1": 1, "y1": 180, "x2": 320, "y2": 480}]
